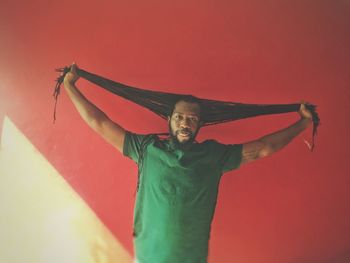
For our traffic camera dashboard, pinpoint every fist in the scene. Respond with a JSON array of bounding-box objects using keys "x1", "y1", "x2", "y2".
[
  {"x1": 63, "y1": 62, "x2": 80, "y2": 85},
  {"x1": 298, "y1": 101, "x2": 313, "y2": 120}
]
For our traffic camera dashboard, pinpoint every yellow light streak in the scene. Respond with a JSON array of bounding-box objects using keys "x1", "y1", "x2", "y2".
[{"x1": 0, "y1": 116, "x2": 132, "y2": 263}]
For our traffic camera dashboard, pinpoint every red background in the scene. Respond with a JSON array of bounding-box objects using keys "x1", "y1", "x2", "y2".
[{"x1": 1, "y1": 0, "x2": 349, "y2": 262}]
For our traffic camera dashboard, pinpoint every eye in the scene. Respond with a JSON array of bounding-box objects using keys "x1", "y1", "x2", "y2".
[
  {"x1": 190, "y1": 117, "x2": 199, "y2": 122},
  {"x1": 173, "y1": 114, "x2": 182, "y2": 120}
]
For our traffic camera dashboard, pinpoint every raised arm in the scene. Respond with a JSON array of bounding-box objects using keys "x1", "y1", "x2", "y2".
[
  {"x1": 241, "y1": 103, "x2": 313, "y2": 165},
  {"x1": 63, "y1": 63, "x2": 126, "y2": 152}
]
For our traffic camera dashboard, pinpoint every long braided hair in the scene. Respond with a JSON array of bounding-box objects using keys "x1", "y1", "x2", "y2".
[{"x1": 53, "y1": 65, "x2": 320, "y2": 151}]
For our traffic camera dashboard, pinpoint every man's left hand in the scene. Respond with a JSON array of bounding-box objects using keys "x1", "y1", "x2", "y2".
[{"x1": 298, "y1": 101, "x2": 313, "y2": 120}]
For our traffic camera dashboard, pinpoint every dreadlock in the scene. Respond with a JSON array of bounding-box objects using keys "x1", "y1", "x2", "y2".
[{"x1": 53, "y1": 65, "x2": 320, "y2": 151}]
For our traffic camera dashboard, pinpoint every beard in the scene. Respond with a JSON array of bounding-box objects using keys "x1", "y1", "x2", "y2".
[{"x1": 168, "y1": 122, "x2": 199, "y2": 148}]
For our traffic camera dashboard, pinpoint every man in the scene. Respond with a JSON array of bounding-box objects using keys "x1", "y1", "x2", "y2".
[{"x1": 63, "y1": 63, "x2": 313, "y2": 263}]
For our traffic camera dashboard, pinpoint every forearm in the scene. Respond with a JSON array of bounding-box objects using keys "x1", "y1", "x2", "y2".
[
  {"x1": 259, "y1": 117, "x2": 312, "y2": 154},
  {"x1": 64, "y1": 81, "x2": 108, "y2": 126}
]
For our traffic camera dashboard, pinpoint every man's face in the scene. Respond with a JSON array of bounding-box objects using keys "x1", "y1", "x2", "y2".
[{"x1": 168, "y1": 100, "x2": 202, "y2": 145}]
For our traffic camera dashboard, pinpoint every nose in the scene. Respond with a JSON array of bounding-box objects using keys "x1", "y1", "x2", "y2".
[{"x1": 179, "y1": 118, "x2": 190, "y2": 128}]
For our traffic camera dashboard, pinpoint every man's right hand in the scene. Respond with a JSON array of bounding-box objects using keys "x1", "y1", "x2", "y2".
[{"x1": 63, "y1": 62, "x2": 80, "y2": 85}]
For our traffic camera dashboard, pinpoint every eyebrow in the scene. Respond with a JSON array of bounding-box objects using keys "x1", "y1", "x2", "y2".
[{"x1": 173, "y1": 112, "x2": 200, "y2": 117}]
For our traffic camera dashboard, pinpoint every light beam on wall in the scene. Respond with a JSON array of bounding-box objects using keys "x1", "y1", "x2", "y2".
[{"x1": 0, "y1": 116, "x2": 132, "y2": 263}]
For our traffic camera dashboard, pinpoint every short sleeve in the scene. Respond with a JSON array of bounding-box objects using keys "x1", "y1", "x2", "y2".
[
  {"x1": 123, "y1": 131, "x2": 149, "y2": 164},
  {"x1": 217, "y1": 143, "x2": 243, "y2": 173}
]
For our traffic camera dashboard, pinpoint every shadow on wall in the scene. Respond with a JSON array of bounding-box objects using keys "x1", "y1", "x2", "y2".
[{"x1": 323, "y1": 249, "x2": 350, "y2": 263}]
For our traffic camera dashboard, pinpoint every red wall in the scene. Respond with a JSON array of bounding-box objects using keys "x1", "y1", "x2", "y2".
[{"x1": 1, "y1": 0, "x2": 349, "y2": 262}]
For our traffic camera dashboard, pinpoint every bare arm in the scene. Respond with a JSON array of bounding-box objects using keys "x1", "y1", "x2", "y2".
[
  {"x1": 63, "y1": 63, "x2": 126, "y2": 152},
  {"x1": 241, "y1": 104, "x2": 313, "y2": 165}
]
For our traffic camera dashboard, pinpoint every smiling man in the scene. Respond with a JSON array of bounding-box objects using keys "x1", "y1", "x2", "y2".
[
  {"x1": 168, "y1": 98, "x2": 202, "y2": 146},
  {"x1": 63, "y1": 63, "x2": 313, "y2": 263}
]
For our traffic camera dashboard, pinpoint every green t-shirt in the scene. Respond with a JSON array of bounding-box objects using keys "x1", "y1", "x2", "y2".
[{"x1": 123, "y1": 131, "x2": 243, "y2": 263}]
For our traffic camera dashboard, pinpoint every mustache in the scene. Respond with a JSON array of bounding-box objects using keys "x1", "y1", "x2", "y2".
[{"x1": 178, "y1": 128, "x2": 192, "y2": 134}]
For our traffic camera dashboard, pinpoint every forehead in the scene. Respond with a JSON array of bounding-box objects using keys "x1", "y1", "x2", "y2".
[{"x1": 173, "y1": 101, "x2": 200, "y2": 116}]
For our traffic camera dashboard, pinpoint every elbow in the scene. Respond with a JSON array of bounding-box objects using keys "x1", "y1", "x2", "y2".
[
  {"x1": 88, "y1": 113, "x2": 108, "y2": 131},
  {"x1": 258, "y1": 143, "x2": 275, "y2": 158}
]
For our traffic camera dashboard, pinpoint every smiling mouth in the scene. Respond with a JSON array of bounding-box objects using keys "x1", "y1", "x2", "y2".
[{"x1": 178, "y1": 130, "x2": 191, "y2": 138}]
